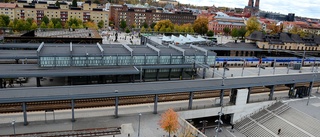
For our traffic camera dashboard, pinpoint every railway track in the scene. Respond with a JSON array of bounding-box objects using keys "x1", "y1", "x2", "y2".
[{"x1": 1, "y1": 83, "x2": 318, "y2": 113}]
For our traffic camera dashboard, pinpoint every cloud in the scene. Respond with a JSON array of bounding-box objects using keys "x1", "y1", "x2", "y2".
[{"x1": 176, "y1": 0, "x2": 320, "y2": 19}]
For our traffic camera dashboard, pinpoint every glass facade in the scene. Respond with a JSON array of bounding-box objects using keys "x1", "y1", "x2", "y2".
[{"x1": 39, "y1": 55, "x2": 215, "y2": 67}]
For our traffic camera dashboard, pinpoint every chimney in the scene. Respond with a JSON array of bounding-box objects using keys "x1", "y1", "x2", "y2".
[{"x1": 255, "y1": 0, "x2": 260, "y2": 8}]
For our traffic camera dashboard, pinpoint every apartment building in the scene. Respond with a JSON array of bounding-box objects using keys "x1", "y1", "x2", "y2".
[
  {"x1": 0, "y1": 1, "x2": 109, "y2": 28},
  {"x1": 110, "y1": 4, "x2": 196, "y2": 29}
]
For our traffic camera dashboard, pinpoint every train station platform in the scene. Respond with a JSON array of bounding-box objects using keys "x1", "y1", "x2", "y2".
[{"x1": 1, "y1": 90, "x2": 320, "y2": 137}]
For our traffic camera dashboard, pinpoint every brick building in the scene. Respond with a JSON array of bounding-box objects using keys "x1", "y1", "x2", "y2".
[
  {"x1": 110, "y1": 4, "x2": 197, "y2": 29},
  {"x1": 208, "y1": 12, "x2": 246, "y2": 35}
]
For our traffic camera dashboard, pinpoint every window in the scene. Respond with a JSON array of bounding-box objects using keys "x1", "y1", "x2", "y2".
[
  {"x1": 159, "y1": 56, "x2": 170, "y2": 64},
  {"x1": 133, "y1": 56, "x2": 144, "y2": 65}
]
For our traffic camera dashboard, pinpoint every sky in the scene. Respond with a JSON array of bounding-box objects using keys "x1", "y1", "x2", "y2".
[{"x1": 176, "y1": 0, "x2": 320, "y2": 19}]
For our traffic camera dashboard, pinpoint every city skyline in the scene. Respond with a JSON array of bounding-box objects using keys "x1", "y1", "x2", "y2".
[{"x1": 177, "y1": 0, "x2": 319, "y2": 19}]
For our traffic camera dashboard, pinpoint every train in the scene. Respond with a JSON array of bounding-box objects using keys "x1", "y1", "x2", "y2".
[{"x1": 215, "y1": 56, "x2": 320, "y2": 67}]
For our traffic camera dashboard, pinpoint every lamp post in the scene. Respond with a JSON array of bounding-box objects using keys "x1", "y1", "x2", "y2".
[
  {"x1": 215, "y1": 106, "x2": 224, "y2": 137},
  {"x1": 12, "y1": 120, "x2": 15, "y2": 136},
  {"x1": 273, "y1": 59, "x2": 276, "y2": 75},
  {"x1": 241, "y1": 59, "x2": 245, "y2": 77},
  {"x1": 138, "y1": 113, "x2": 142, "y2": 137}
]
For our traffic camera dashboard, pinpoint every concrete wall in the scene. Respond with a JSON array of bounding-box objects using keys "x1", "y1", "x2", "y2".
[{"x1": 178, "y1": 88, "x2": 276, "y2": 124}]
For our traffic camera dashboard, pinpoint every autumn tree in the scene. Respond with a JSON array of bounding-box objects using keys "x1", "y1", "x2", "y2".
[
  {"x1": 150, "y1": 22, "x2": 156, "y2": 29},
  {"x1": 269, "y1": 23, "x2": 281, "y2": 34},
  {"x1": 193, "y1": 17, "x2": 208, "y2": 35},
  {"x1": 159, "y1": 108, "x2": 179, "y2": 137},
  {"x1": 48, "y1": 20, "x2": 54, "y2": 28},
  {"x1": 55, "y1": 22, "x2": 62, "y2": 28},
  {"x1": 40, "y1": 22, "x2": 47, "y2": 29},
  {"x1": 85, "y1": 21, "x2": 98, "y2": 30},
  {"x1": 0, "y1": 18, "x2": 5, "y2": 27},
  {"x1": 245, "y1": 17, "x2": 261, "y2": 36},
  {"x1": 154, "y1": 20, "x2": 174, "y2": 32},
  {"x1": 140, "y1": 26, "x2": 146, "y2": 33},
  {"x1": 30, "y1": 22, "x2": 38, "y2": 30}
]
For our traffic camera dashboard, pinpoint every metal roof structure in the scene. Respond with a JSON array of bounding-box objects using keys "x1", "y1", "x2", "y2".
[
  {"x1": 0, "y1": 72, "x2": 318, "y2": 103},
  {"x1": 0, "y1": 64, "x2": 140, "y2": 78},
  {"x1": 0, "y1": 50, "x2": 37, "y2": 59}
]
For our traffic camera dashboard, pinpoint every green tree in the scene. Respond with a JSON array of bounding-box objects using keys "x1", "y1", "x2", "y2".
[
  {"x1": 98, "y1": 20, "x2": 104, "y2": 29},
  {"x1": 55, "y1": 22, "x2": 62, "y2": 28},
  {"x1": 142, "y1": 22, "x2": 148, "y2": 29},
  {"x1": 93, "y1": 0, "x2": 100, "y2": 4},
  {"x1": 41, "y1": 16, "x2": 49, "y2": 25},
  {"x1": 207, "y1": 30, "x2": 214, "y2": 37},
  {"x1": 72, "y1": 0, "x2": 77, "y2": 7},
  {"x1": 55, "y1": 0, "x2": 60, "y2": 7},
  {"x1": 150, "y1": 22, "x2": 156, "y2": 29},
  {"x1": 0, "y1": 15, "x2": 10, "y2": 26},
  {"x1": 125, "y1": 27, "x2": 130, "y2": 33},
  {"x1": 245, "y1": 17, "x2": 261, "y2": 36},
  {"x1": 26, "y1": 18, "x2": 33, "y2": 25},
  {"x1": 120, "y1": 19, "x2": 127, "y2": 31},
  {"x1": 48, "y1": 21, "x2": 54, "y2": 28},
  {"x1": 31, "y1": 22, "x2": 38, "y2": 30},
  {"x1": 193, "y1": 17, "x2": 208, "y2": 35},
  {"x1": 147, "y1": 27, "x2": 152, "y2": 32},
  {"x1": 231, "y1": 28, "x2": 239, "y2": 38},
  {"x1": 51, "y1": 18, "x2": 61, "y2": 26},
  {"x1": 24, "y1": 21, "x2": 32, "y2": 31},
  {"x1": 0, "y1": 18, "x2": 5, "y2": 27},
  {"x1": 15, "y1": 19, "x2": 25, "y2": 31},
  {"x1": 40, "y1": 22, "x2": 47, "y2": 29},
  {"x1": 223, "y1": 27, "x2": 231, "y2": 36},
  {"x1": 238, "y1": 27, "x2": 247, "y2": 40}
]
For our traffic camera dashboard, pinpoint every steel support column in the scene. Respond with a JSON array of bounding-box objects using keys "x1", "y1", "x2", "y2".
[
  {"x1": 22, "y1": 102, "x2": 28, "y2": 125},
  {"x1": 115, "y1": 96, "x2": 119, "y2": 118},
  {"x1": 156, "y1": 69, "x2": 159, "y2": 81},
  {"x1": 168, "y1": 68, "x2": 172, "y2": 81},
  {"x1": 247, "y1": 87, "x2": 251, "y2": 103},
  {"x1": 180, "y1": 68, "x2": 184, "y2": 80},
  {"x1": 269, "y1": 85, "x2": 275, "y2": 100},
  {"x1": 289, "y1": 83, "x2": 296, "y2": 98},
  {"x1": 36, "y1": 77, "x2": 41, "y2": 87},
  {"x1": 153, "y1": 94, "x2": 158, "y2": 114},
  {"x1": 202, "y1": 68, "x2": 206, "y2": 79},
  {"x1": 220, "y1": 89, "x2": 224, "y2": 106},
  {"x1": 0, "y1": 78, "x2": 2, "y2": 88},
  {"x1": 71, "y1": 99, "x2": 75, "y2": 122},
  {"x1": 188, "y1": 92, "x2": 194, "y2": 110}
]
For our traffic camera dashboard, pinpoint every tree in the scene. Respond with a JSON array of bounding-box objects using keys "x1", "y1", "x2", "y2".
[
  {"x1": 207, "y1": 30, "x2": 214, "y2": 37},
  {"x1": 0, "y1": 18, "x2": 5, "y2": 27},
  {"x1": 47, "y1": 20, "x2": 54, "y2": 28},
  {"x1": 140, "y1": 26, "x2": 146, "y2": 33},
  {"x1": 0, "y1": 15, "x2": 10, "y2": 26},
  {"x1": 269, "y1": 23, "x2": 281, "y2": 34},
  {"x1": 120, "y1": 19, "x2": 127, "y2": 31},
  {"x1": 93, "y1": 0, "x2": 101, "y2": 4},
  {"x1": 147, "y1": 27, "x2": 152, "y2": 32},
  {"x1": 150, "y1": 22, "x2": 156, "y2": 29},
  {"x1": 85, "y1": 21, "x2": 98, "y2": 30},
  {"x1": 30, "y1": 22, "x2": 38, "y2": 30},
  {"x1": 193, "y1": 17, "x2": 208, "y2": 35},
  {"x1": 238, "y1": 27, "x2": 247, "y2": 40},
  {"x1": 72, "y1": 0, "x2": 77, "y2": 7},
  {"x1": 245, "y1": 17, "x2": 261, "y2": 36},
  {"x1": 41, "y1": 16, "x2": 49, "y2": 25},
  {"x1": 154, "y1": 20, "x2": 174, "y2": 32},
  {"x1": 7, "y1": 20, "x2": 13, "y2": 28},
  {"x1": 40, "y1": 22, "x2": 47, "y2": 29},
  {"x1": 223, "y1": 27, "x2": 231, "y2": 36},
  {"x1": 15, "y1": 19, "x2": 25, "y2": 31},
  {"x1": 26, "y1": 18, "x2": 33, "y2": 25},
  {"x1": 231, "y1": 28, "x2": 239, "y2": 38},
  {"x1": 55, "y1": 22, "x2": 62, "y2": 28},
  {"x1": 142, "y1": 22, "x2": 148, "y2": 29},
  {"x1": 98, "y1": 20, "x2": 104, "y2": 29},
  {"x1": 125, "y1": 27, "x2": 130, "y2": 33},
  {"x1": 55, "y1": 0, "x2": 60, "y2": 7},
  {"x1": 24, "y1": 21, "x2": 32, "y2": 31},
  {"x1": 159, "y1": 108, "x2": 179, "y2": 137}
]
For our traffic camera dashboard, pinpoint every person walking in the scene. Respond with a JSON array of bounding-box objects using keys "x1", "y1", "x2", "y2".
[
  {"x1": 231, "y1": 124, "x2": 234, "y2": 133},
  {"x1": 278, "y1": 128, "x2": 281, "y2": 135}
]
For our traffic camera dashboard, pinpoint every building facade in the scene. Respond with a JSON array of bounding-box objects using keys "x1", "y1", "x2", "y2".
[
  {"x1": 0, "y1": 1, "x2": 109, "y2": 28},
  {"x1": 208, "y1": 12, "x2": 246, "y2": 34},
  {"x1": 110, "y1": 4, "x2": 197, "y2": 29}
]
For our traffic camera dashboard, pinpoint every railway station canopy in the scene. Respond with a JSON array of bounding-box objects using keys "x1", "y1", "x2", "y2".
[{"x1": 36, "y1": 42, "x2": 216, "y2": 67}]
